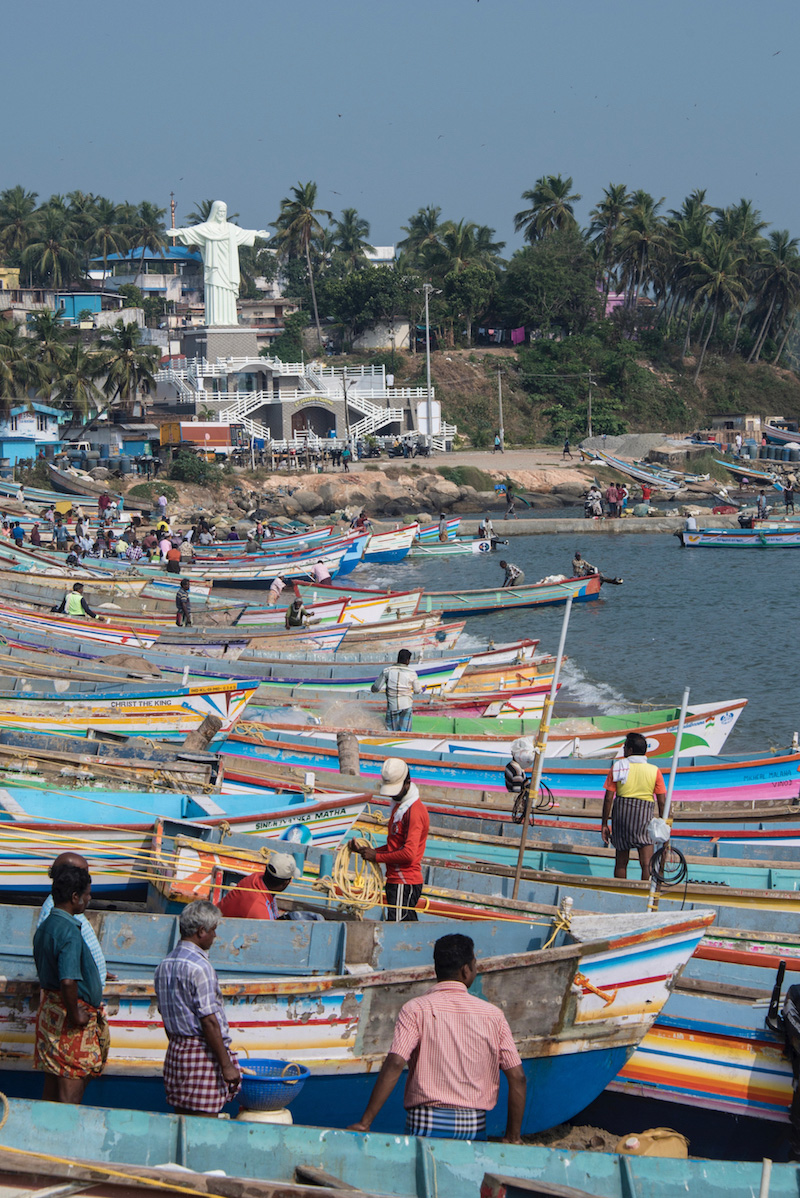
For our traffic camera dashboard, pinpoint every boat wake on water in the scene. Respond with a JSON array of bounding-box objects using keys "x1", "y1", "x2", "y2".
[{"x1": 557, "y1": 659, "x2": 634, "y2": 715}]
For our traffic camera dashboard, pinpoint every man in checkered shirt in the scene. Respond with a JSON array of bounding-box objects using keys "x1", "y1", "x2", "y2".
[
  {"x1": 348, "y1": 933, "x2": 526, "y2": 1141},
  {"x1": 498, "y1": 560, "x2": 525, "y2": 588},
  {"x1": 154, "y1": 900, "x2": 241, "y2": 1115}
]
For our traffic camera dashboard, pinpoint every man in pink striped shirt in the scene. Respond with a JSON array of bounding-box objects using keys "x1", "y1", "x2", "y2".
[{"x1": 347, "y1": 934, "x2": 526, "y2": 1141}]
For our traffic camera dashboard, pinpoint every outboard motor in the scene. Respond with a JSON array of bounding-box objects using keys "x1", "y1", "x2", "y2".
[{"x1": 505, "y1": 738, "x2": 535, "y2": 824}]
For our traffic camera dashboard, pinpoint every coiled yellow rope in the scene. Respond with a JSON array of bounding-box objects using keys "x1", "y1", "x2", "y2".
[{"x1": 312, "y1": 836, "x2": 383, "y2": 917}]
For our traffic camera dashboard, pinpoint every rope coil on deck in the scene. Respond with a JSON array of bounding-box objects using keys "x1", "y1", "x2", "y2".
[{"x1": 312, "y1": 837, "x2": 383, "y2": 917}]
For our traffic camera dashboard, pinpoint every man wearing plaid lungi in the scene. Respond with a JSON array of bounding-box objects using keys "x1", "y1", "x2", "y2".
[
  {"x1": 347, "y1": 934, "x2": 526, "y2": 1141},
  {"x1": 154, "y1": 900, "x2": 241, "y2": 1116}
]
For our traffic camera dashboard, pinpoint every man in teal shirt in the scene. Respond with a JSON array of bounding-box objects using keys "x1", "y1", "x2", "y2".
[{"x1": 32, "y1": 863, "x2": 109, "y2": 1104}]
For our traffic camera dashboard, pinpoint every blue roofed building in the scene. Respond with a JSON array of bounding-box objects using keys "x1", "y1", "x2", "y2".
[
  {"x1": 90, "y1": 247, "x2": 204, "y2": 309},
  {"x1": 0, "y1": 403, "x2": 66, "y2": 464}
]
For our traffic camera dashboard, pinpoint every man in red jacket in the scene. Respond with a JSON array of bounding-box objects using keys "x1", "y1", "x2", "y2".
[{"x1": 350, "y1": 758, "x2": 429, "y2": 921}]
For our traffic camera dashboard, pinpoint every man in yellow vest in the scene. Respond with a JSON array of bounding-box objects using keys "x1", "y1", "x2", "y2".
[
  {"x1": 57, "y1": 584, "x2": 100, "y2": 621},
  {"x1": 601, "y1": 732, "x2": 666, "y2": 880}
]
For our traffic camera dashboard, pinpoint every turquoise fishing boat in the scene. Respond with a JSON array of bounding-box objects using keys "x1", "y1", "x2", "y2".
[{"x1": 0, "y1": 1097, "x2": 795, "y2": 1198}]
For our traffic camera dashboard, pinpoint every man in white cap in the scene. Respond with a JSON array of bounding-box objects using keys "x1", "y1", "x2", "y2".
[
  {"x1": 216, "y1": 852, "x2": 300, "y2": 920},
  {"x1": 350, "y1": 758, "x2": 429, "y2": 921}
]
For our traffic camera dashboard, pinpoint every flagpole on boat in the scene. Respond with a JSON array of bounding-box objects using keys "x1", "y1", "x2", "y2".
[
  {"x1": 512, "y1": 593, "x2": 573, "y2": 900},
  {"x1": 646, "y1": 685, "x2": 690, "y2": 912}
]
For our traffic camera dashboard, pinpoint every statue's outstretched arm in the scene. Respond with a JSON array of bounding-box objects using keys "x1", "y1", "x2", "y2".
[{"x1": 166, "y1": 226, "x2": 201, "y2": 240}]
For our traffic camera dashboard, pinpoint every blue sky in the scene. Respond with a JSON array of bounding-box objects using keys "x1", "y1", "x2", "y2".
[{"x1": 5, "y1": 0, "x2": 798, "y2": 251}]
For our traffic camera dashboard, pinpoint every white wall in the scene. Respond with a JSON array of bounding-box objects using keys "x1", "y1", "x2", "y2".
[{"x1": 352, "y1": 319, "x2": 410, "y2": 351}]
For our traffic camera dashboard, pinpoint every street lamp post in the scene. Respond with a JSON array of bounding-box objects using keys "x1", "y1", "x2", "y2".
[
  {"x1": 587, "y1": 372, "x2": 596, "y2": 440},
  {"x1": 497, "y1": 369, "x2": 505, "y2": 452},
  {"x1": 416, "y1": 283, "x2": 440, "y2": 449}
]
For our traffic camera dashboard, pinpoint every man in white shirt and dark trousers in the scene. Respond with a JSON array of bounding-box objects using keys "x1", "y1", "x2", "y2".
[{"x1": 371, "y1": 649, "x2": 422, "y2": 731}]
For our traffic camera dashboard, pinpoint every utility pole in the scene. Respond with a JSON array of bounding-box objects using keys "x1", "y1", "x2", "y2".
[
  {"x1": 423, "y1": 283, "x2": 434, "y2": 447},
  {"x1": 497, "y1": 369, "x2": 505, "y2": 452},
  {"x1": 587, "y1": 371, "x2": 594, "y2": 440}
]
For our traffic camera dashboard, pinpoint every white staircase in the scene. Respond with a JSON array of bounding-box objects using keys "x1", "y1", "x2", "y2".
[{"x1": 154, "y1": 356, "x2": 451, "y2": 447}]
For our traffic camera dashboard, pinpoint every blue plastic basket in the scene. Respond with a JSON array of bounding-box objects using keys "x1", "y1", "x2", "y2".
[{"x1": 239, "y1": 1058, "x2": 310, "y2": 1111}]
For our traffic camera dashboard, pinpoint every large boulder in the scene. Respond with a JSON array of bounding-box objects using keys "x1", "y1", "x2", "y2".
[
  {"x1": 424, "y1": 479, "x2": 461, "y2": 509},
  {"x1": 89, "y1": 466, "x2": 110, "y2": 480},
  {"x1": 292, "y1": 489, "x2": 325, "y2": 515}
]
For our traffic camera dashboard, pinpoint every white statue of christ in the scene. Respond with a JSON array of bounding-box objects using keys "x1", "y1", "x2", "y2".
[{"x1": 166, "y1": 200, "x2": 269, "y2": 327}]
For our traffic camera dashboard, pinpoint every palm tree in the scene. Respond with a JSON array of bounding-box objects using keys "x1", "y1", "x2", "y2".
[
  {"x1": 272, "y1": 182, "x2": 332, "y2": 347},
  {"x1": 0, "y1": 185, "x2": 40, "y2": 262},
  {"x1": 96, "y1": 320, "x2": 160, "y2": 420},
  {"x1": 747, "y1": 231, "x2": 800, "y2": 363},
  {"x1": 472, "y1": 224, "x2": 506, "y2": 268},
  {"x1": 397, "y1": 206, "x2": 442, "y2": 262},
  {"x1": 27, "y1": 310, "x2": 69, "y2": 398},
  {"x1": 514, "y1": 175, "x2": 581, "y2": 242},
  {"x1": 89, "y1": 199, "x2": 130, "y2": 289},
  {"x1": 127, "y1": 201, "x2": 167, "y2": 287},
  {"x1": 690, "y1": 233, "x2": 747, "y2": 382},
  {"x1": 0, "y1": 319, "x2": 45, "y2": 411},
  {"x1": 187, "y1": 199, "x2": 239, "y2": 225},
  {"x1": 333, "y1": 208, "x2": 374, "y2": 271},
  {"x1": 54, "y1": 341, "x2": 106, "y2": 419},
  {"x1": 21, "y1": 209, "x2": 81, "y2": 288},
  {"x1": 615, "y1": 191, "x2": 665, "y2": 309},
  {"x1": 714, "y1": 198, "x2": 767, "y2": 355},
  {"x1": 588, "y1": 183, "x2": 631, "y2": 305}
]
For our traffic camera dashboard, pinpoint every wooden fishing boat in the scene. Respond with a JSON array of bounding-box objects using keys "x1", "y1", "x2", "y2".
[
  {"x1": 0, "y1": 565, "x2": 151, "y2": 595},
  {"x1": 678, "y1": 526, "x2": 800, "y2": 547},
  {"x1": 223, "y1": 732, "x2": 800, "y2": 810},
  {"x1": 0, "y1": 1096, "x2": 796, "y2": 1198},
  {"x1": 408, "y1": 538, "x2": 492, "y2": 558},
  {"x1": 223, "y1": 698, "x2": 745, "y2": 763},
  {"x1": 714, "y1": 458, "x2": 781, "y2": 484},
  {"x1": 296, "y1": 582, "x2": 423, "y2": 619},
  {"x1": 417, "y1": 573, "x2": 603, "y2": 618},
  {"x1": 0, "y1": 784, "x2": 369, "y2": 894},
  {"x1": 362, "y1": 523, "x2": 418, "y2": 563},
  {"x1": 0, "y1": 904, "x2": 714, "y2": 1136},
  {"x1": 46, "y1": 464, "x2": 150, "y2": 509},
  {"x1": 0, "y1": 677, "x2": 256, "y2": 742},
  {"x1": 416, "y1": 515, "x2": 460, "y2": 541},
  {"x1": 587, "y1": 449, "x2": 682, "y2": 492}
]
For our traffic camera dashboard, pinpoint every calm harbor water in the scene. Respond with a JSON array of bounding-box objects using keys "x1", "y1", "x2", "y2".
[{"x1": 368, "y1": 531, "x2": 800, "y2": 755}]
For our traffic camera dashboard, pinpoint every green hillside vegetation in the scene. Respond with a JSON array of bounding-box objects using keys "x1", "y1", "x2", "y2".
[{"x1": 3, "y1": 178, "x2": 799, "y2": 439}]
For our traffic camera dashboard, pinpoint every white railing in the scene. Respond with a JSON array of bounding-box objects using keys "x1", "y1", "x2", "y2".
[
  {"x1": 431, "y1": 422, "x2": 458, "y2": 451},
  {"x1": 156, "y1": 356, "x2": 455, "y2": 447}
]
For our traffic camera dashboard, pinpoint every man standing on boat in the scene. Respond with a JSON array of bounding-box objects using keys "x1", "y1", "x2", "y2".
[
  {"x1": 757, "y1": 490, "x2": 769, "y2": 520},
  {"x1": 601, "y1": 732, "x2": 666, "y2": 880},
  {"x1": 785, "y1": 481, "x2": 795, "y2": 515},
  {"x1": 32, "y1": 862, "x2": 109, "y2": 1104},
  {"x1": 154, "y1": 900, "x2": 241, "y2": 1117},
  {"x1": 371, "y1": 649, "x2": 423, "y2": 731},
  {"x1": 56, "y1": 583, "x2": 100, "y2": 621},
  {"x1": 347, "y1": 933, "x2": 526, "y2": 1141},
  {"x1": 175, "y1": 580, "x2": 192, "y2": 627},
  {"x1": 350, "y1": 757, "x2": 429, "y2": 921}
]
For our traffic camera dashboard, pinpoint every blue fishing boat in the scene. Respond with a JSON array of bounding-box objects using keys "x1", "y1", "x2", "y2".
[
  {"x1": 0, "y1": 1096, "x2": 796, "y2": 1198},
  {"x1": 0, "y1": 784, "x2": 368, "y2": 894},
  {"x1": 223, "y1": 730, "x2": 800, "y2": 808},
  {"x1": 678, "y1": 526, "x2": 800, "y2": 547},
  {"x1": 0, "y1": 906, "x2": 713, "y2": 1135}
]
